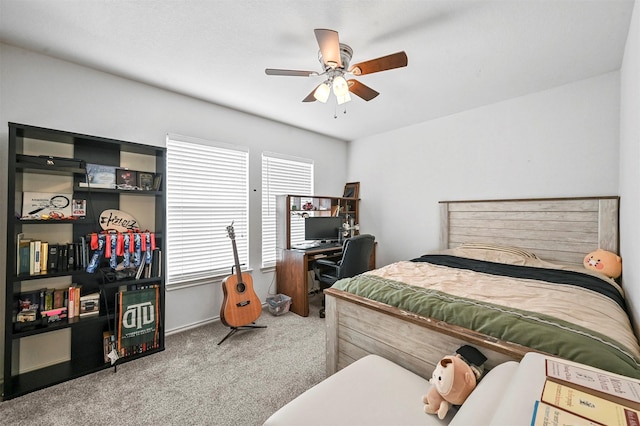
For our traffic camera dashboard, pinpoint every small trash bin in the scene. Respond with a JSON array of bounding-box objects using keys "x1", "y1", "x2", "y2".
[{"x1": 266, "y1": 294, "x2": 292, "y2": 316}]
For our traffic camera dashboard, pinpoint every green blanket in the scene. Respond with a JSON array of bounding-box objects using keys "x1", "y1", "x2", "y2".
[{"x1": 333, "y1": 274, "x2": 640, "y2": 379}]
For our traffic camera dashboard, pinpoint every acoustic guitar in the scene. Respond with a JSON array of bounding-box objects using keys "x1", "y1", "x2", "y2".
[{"x1": 220, "y1": 222, "x2": 262, "y2": 328}]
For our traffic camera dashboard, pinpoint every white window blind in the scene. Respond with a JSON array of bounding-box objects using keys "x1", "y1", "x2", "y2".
[
  {"x1": 166, "y1": 134, "x2": 249, "y2": 286},
  {"x1": 262, "y1": 152, "x2": 313, "y2": 268}
]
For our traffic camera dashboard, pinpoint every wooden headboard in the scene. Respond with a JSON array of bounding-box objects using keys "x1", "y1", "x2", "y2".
[{"x1": 439, "y1": 196, "x2": 619, "y2": 266}]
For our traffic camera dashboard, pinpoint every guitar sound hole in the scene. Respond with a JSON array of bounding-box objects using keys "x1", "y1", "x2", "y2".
[{"x1": 236, "y1": 282, "x2": 246, "y2": 293}]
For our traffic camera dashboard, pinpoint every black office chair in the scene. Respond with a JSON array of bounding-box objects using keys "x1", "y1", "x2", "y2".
[{"x1": 313, "y1": 234, "x2": 375, "y2": 318}]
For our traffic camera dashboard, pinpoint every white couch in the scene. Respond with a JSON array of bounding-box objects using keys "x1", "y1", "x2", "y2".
[{"x1": 264, "y1": 352, "x2": 555, "y2": 425}]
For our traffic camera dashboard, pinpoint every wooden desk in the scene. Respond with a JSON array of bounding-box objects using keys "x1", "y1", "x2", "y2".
[{"x1": 276, "y1": 244, "x2": 375, "y2": 317}]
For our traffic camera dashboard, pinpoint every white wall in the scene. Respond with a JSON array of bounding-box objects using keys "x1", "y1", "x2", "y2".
[
  {"x1": 0, "y1": 43, "x2": 348, "y2": 345},
  {"x1": 349, "y1": 66, "x2": 640, "y2": 322},
  {"x1": 349, "y1": 72, "x2": 620, "y2": 266},
  {"x1": 620, "y1": 0, "x2": 640, "y2": 331}
]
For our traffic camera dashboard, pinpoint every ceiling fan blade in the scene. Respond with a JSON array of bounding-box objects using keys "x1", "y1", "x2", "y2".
[
  {"x1": 302, "y1": 85, "x2": 320, "y2": 102},
  {"x1": 349, "y1": 51, "x2": 408, "y2": 76},
  {"x1": 347, "y1": 80, "x2": 379, "y2": 101},
  {"x1": 314, "y1": 28, "x2": 341, "y2": 68},
  {"x1": 265, "y1": 68, "x2": 317, "y2": 77}
]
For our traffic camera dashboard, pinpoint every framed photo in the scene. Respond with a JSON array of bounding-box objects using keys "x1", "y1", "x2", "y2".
[
  {"x1": 138, "y1": 172, "x2": 155, "y2": 190},
  {"x1": 116, "y1": 168, "x2": 138, "y2": 188},
  {"x1": 343, "y1": 182, "x2": 360, "y2": 199},
  {"x1": 84, "y1": 163, "x2": 116, "y2": 188},
  {"x1": 72, "y1": 199, "x2": 87, "y2": 217}
]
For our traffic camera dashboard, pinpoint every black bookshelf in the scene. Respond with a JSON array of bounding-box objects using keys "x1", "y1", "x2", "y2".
[{"x1": 3, "y1": 123, "x2": 166, "y2": 400}]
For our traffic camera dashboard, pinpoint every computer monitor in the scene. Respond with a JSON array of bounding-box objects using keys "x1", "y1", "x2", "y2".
[{"x1": 304, "y1": 216, "x2": 343, "y2": 242}]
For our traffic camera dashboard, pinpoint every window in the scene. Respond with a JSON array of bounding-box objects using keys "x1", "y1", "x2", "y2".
[
  {"x1": 262, "y1": 152, "x2": 313, "y2": 267},
  {"x1": 166, "y1": 134, "x2": 249, "y2": 286}
]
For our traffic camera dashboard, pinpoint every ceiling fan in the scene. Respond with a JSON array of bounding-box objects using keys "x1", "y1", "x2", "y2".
[{"x1": 265, "y1": 29, "x2": 408, "y2": 104}]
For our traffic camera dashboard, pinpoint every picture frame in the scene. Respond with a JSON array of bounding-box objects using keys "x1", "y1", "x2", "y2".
[
  {"x1": 138, "y1": 172, "x2": 155, "y2": 191},
  {"x1": 83, "y1": 163, "x2": 116, "y2": 188},
  {"x1": 343, "y1": 182, "x2": 360, "y2": 199},
  {"x1": 152, "y1": 174, "x2": 163, "y2": 191},
  {"x1": 116, "y1": 168, "x2": 138, "y2": 188}
]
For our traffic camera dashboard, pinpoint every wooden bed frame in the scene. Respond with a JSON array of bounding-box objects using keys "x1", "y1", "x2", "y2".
[{"x1": 325, "y1": 196, "x2": 620, "y2": 378}]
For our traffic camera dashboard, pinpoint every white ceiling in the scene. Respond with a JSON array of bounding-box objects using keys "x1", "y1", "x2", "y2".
[{"x1": 0, "y1": 0, "x2": 635, "y2": 141}]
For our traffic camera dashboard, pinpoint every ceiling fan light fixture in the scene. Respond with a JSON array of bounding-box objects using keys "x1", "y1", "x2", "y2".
[
  {"x1": 313, "y1": 82, "x2": 331, "y2": 103},
  {"x1": 332, "y1": 75, "x2": 349, "y2": 97},
  {"x1": 336, "y1": 92, "x2": 351, "y2": 105}
]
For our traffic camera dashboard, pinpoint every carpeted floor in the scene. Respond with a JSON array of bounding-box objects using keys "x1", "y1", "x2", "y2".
[{"x1": 1, "y1": 294, "x2": 326, "y2": 425}]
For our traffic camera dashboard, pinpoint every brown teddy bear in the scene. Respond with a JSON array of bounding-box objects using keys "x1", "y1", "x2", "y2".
[
  {"x1": 583, "y1": 249, "x2": 622, "y2": 279},
  {"x1": 423, "y1": 354, "x2": 477, "y2": 419}
]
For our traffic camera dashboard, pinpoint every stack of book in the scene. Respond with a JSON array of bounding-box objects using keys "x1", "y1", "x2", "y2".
[
  {"x1": 16, "y1": 233, "x2": 89, "y2": 275},
  {"x1": 531, "y1": 358, "x2": 640, "y2": 426}
]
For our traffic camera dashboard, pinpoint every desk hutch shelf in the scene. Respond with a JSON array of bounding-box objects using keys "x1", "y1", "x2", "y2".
[
  {"x1": 275, "y1": 194, "x2": 359, "y2": 250},
  {"x1": 275, "y1": 194, "x2": 361, "y2": 317}
]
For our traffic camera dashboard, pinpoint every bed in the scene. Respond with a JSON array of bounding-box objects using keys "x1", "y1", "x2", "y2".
[{"x1": 324, "y1": 196, "x2": 640, "y2": 380}]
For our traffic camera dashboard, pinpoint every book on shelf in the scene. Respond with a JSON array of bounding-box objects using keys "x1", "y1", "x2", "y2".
[
  {"x1": 41, "y1": 307, "x2": 67, "y2": 323},
  {"x1": 48, "y1": 243, "x2": 59, "y2": 272},
  {"x1": 29, "y1": 241, "x2": 36, "y2": 274},
  {"x1": 534, "y1": 358, "x2": 640, "y2": 426},
  {"x1": 40, "y1": 241, "x2": 48, "y2": 272},
  {"x1": 53, "y1": 288, "x2": 65, "y2": 309},
  {"x1": 80, "y1": 236, "x2": 88, "y2": 269},
  {"x1": 17, "y1": 234, "x2": 30, "y2": 275},
  {"x1": 67, "y1": 242, "x2": 75, "y2": 271},
  {"x1": 43, "y1": 288, "x2": 53, "y2": 311},
  {"x1": 59, "y1": 244, "x2": 68, "y2": 271},
  {"x1": 74, "y1": 286, "x2": 81, "y2": 317},
  {"x1": 74, "y1": 242, "x2": 82, "y2": 269},
  {"x1": 16, "y1": 232, "x2": 24, "y2": 272},
  {"x1": 33, "y1": 240, "x2": 41, "y2": 274},
  {"x1": 135, "y1": 259, "x2": 146, "y2": 280},
  {"x1": 68, "y1": 285, "x2": 75, "y2": 319},
  {"x1": 151, "y1": 248, "x2": 161, "y2": 277}
]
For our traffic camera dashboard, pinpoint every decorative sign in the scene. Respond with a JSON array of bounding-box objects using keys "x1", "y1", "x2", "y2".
[
  {"x1": 117, "y1": 287, "x2": 159, "y2": 356},
  {"x1": 99, "y1": 209, "x2": 140, "y2": 232},
  {"x1": 22, "y1": 192, "x2": 72, "y2": 218}
]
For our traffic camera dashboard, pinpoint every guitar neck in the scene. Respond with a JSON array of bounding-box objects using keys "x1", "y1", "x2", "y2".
[{"x1": 231, "y1": 237, "x2": 243, "y2": 282}]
